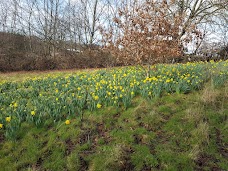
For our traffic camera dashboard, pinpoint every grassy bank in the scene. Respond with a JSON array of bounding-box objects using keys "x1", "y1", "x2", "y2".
[
  {"x1": 0, "y1": 85, "x2": 227, "y2": 170},
  {"x1": 0, "y1": 61, "x2": 227, "y2": 170}
]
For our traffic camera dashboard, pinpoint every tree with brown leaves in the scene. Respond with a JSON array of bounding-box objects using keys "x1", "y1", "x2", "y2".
[{"x1": 101, "y1": 0, "x2": 228, "y2": 65}]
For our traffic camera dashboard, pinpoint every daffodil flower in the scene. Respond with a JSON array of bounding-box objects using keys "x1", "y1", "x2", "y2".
[
  {"x1": 65, "y1": 120, "x2": 70, "y2": 125},
  {"x1": 31, "y1": 111, "x2": 36, "y2": 116},
  {"x1": 97, "y1": 103, "x2": 102, "y2": 109},
  {"x1": 6, "y1": 116, "x2": 11, "y2": 122}
]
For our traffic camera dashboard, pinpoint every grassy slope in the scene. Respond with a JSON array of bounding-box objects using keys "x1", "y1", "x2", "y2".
[
  {"x1": 0, "y1": 68, "x2": 99, "y2": 82},
  {"x1": 0, "y1": 82, "x2": 227, "y2": 171}
]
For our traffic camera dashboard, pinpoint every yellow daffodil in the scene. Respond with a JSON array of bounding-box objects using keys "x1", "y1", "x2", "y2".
[
  {"x1": 0, "y1": 124, "x2": 3, "y2": 129},
  {"x1": 97, "y1": 103, "x2": 102, "y2": 109},
  {"x1": 166, "y1": 79, "x2": 171, "y2": 83},
  {"x1": 13, "y1": 103, "x2": 18, "y2": 108},
  {"x1": 94, "y1": 96, "x2": 99, "y2": 100},
  {"x1": 6, "y1": 116, "x2": 11, "y2": 122},
  {"x1": 31, "y1": 111, "x2": 36, "y2": 116},
  {"x1": 65, "y1": 119, "x2": 70, "y2": 125}
]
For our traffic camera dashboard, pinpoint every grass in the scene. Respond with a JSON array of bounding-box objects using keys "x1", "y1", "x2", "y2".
[
  {"x1": 0, "y1": 61, "x2": 227, "y2": 170},
  {"x1": 0, "y1": 68, "x2": 99, "y2": 83},
  {"x1": 0, "y1": 81, "x2": 227, "y2": 170}
]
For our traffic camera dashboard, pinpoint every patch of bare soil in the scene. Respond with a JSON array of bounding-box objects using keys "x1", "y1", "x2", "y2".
[
  {"x1": 77, "y1": 130, "x2": 91, "y2": 145},
  {"x1": 0, "y1": 133, "x2": 4, "y2": 144},
  {"x1": 119, "y1": 147, "x2": 134, "y2": 171},
  {"x1": 194, "y1": 153, "x2": 221, "y2": 171},
  {"x1": 78, "y1": 156, "x2": 88, "y2": 171},
  {"x1": 215, "y1": 128, "x2": 228, "y2": 158},
  {"x1": 65, "y1": 139, "x2": 75, "y2": 155},
  {"x1": 113, "y1": 113, "x2": 120, "y2": 119},
  {"x1": 31, "y1": 157, "x2": 43, "y2": 171},
  {"x1": 95, "y1": 123, "x2": 111, "y2": 144}
]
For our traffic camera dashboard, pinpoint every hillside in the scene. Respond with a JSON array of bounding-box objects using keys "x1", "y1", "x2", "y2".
[
  {"x1": 0, "y1": 32, "x2": 112, "y2": 71},
  {"x1": 0, "y1": 61, "x2": 227, "y2": 170}
]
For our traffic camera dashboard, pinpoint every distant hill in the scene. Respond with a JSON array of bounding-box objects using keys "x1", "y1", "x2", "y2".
[{"x1": 0, "y1": 32, "x2": 113, "y2": 72}]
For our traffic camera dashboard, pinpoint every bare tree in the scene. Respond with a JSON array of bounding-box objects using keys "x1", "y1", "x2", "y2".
[{"x1": 0, "y1": 1, "x2": 10, "y2": 32}]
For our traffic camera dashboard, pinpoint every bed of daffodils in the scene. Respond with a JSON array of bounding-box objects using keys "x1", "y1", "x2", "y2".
[{"x1": 0, "y1": 60, "x2": 227, "y2": 139}]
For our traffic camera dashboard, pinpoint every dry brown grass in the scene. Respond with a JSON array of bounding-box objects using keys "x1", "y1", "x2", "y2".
[
  {"x1": 185, "y1": 107, "x2": 204, "y2": 124},
  {"x1": 189, "y1": 144, "x2": 200, "y2": 161},
  {"x1": 0, "y1": 67, "x2": 100, "y2": 82},
  {"x1": 201, "y1": 86, "x2": 220, "y2": 104}
]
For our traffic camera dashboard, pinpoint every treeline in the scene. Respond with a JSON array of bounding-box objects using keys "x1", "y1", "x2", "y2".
[
  {"x1": 0, "y1": 0, "x2": 227, "y2": 71},
  {"x1": 0, "y1": 0, "x2": 117, "y2": 71},
  {"x1": 0, "y1": 31, "x2": 227, "y2": 72},
  {"x1": 0, "y1": 32, "x2": 116, "y2": 71}
]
